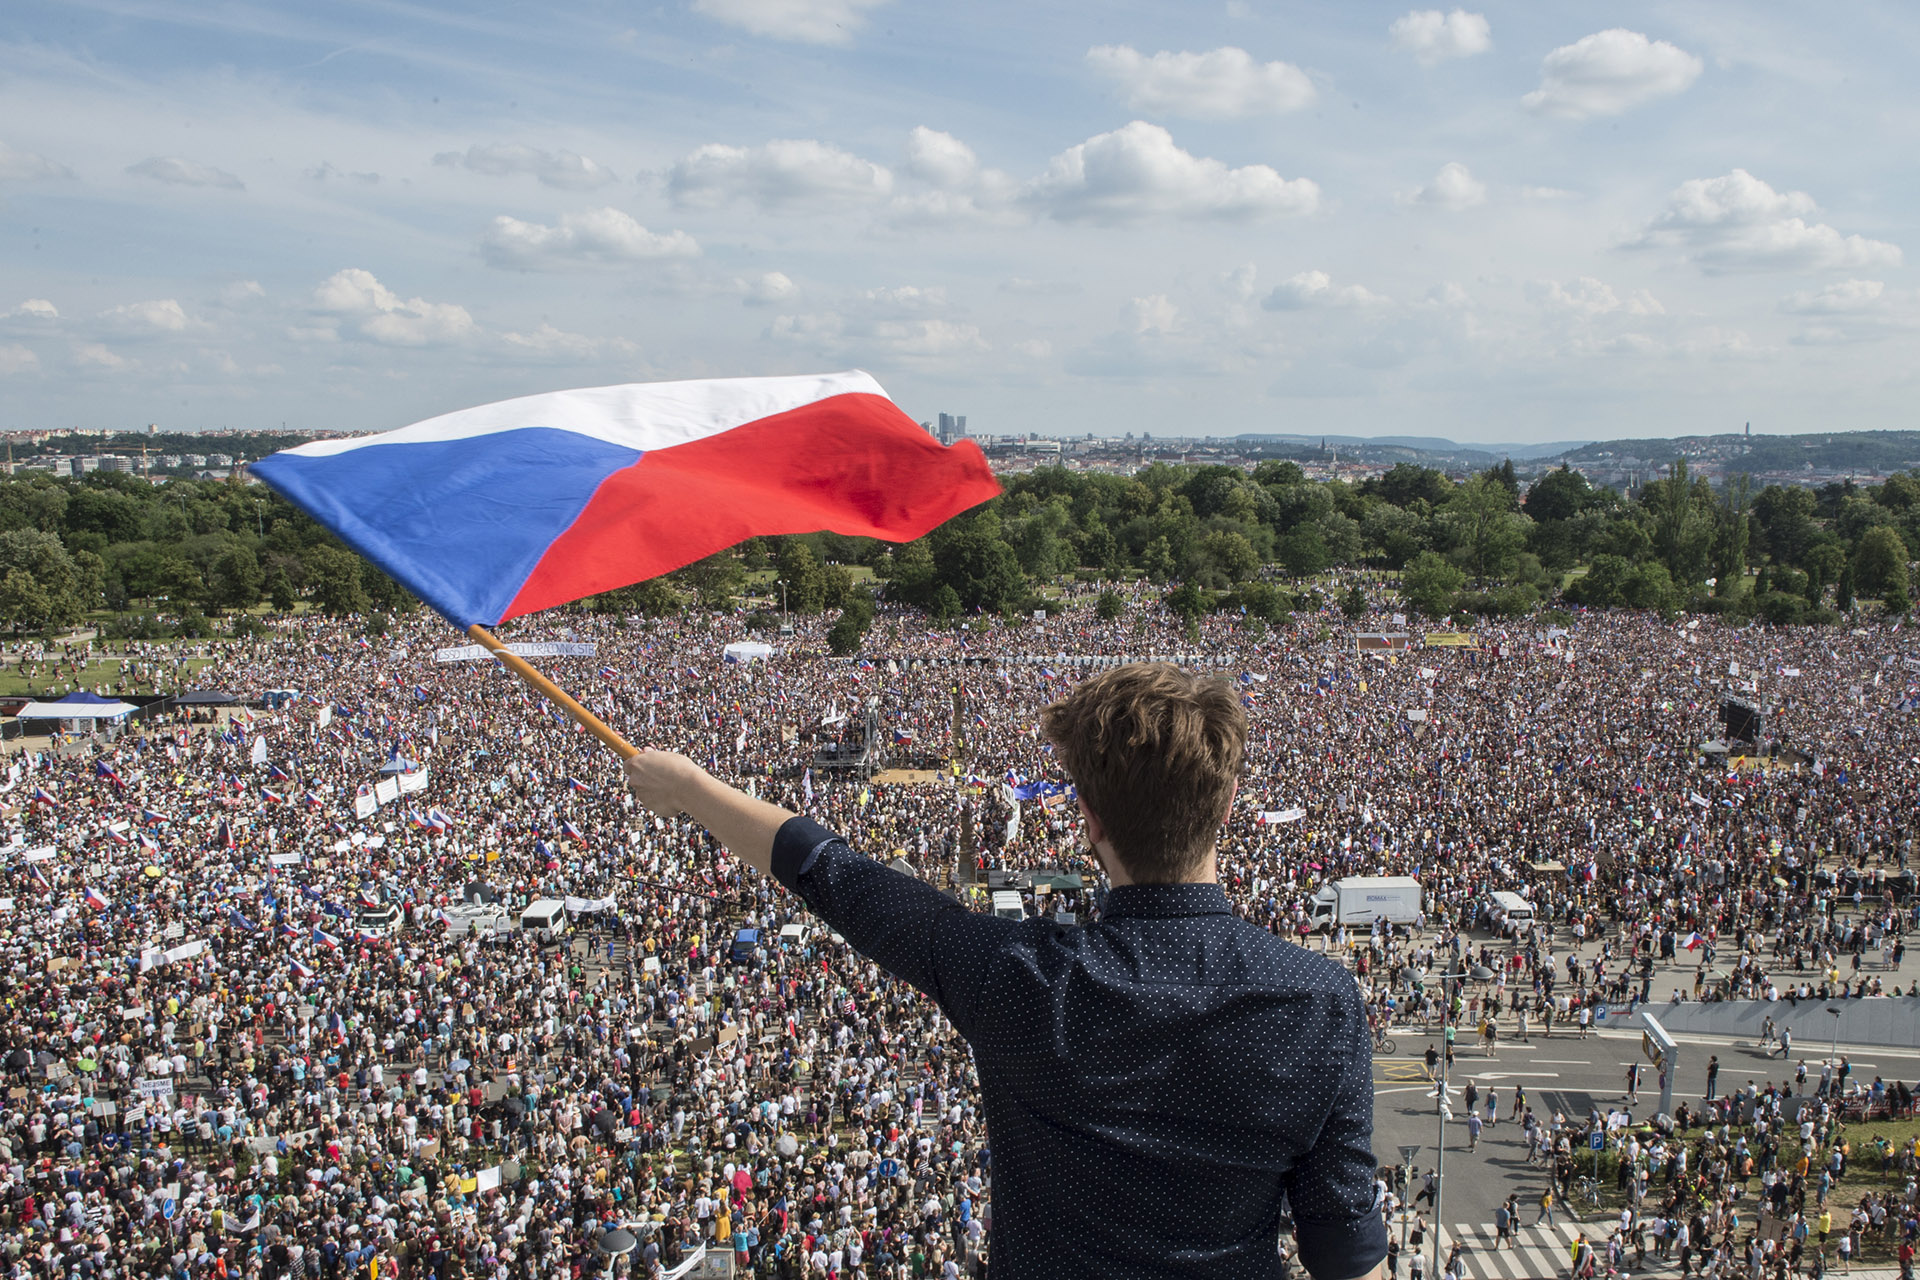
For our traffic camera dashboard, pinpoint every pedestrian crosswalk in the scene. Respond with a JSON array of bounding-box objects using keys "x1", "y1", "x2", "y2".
[{"x1": 1405, "y1": 1221, "x2": 1905, "y2": 1280}]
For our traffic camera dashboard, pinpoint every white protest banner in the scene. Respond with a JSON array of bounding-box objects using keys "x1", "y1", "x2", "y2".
[
  {"x1": 373, "y1": 778, "x2": 400, "y2": 806},
  {"x1": 249, "y1": 737, "x2": 268, "y2": 766},
  {"x1": 136, "y1": 1077, "x2": 176, "y2": 1100},
  {"x1": 354, "y1": 790, "x2": 378, "y2": 819},
  {"x1": 269, "y1": 852, "x2": 303, "y2": 867},
  {"x1": 162, "y1": 939, "x2": 206, "y2": 965},
  {"x1": 564, "y1": 895, "x2": 617, "y2": 915},
  {"x1": 317, "y1": 705, "x2": 332, "y2": 729},
  {"x1": 1258, "y1": 808, "x2": 1308, "y2": 825},
  {"x1": 396, "y1": 768, "x2": 430, "y2": 796},
  {"x1": 433, "y1": 641, "x2": 598, "y2": 664},
  {"x1": 476, "y1": 1166, "x2": 502, "y2": 1193},
  {"x1": 20, "y1": 846, "x2": 57, "y2": 863},
  {"x1": 1406, "y1": 708, "x2": 1428, "y2": 722},
  {"x1": 1689, "y1": 792, "x2": 1709, "y2": 809}
]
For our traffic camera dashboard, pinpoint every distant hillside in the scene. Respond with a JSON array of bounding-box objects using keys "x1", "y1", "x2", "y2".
[
  {"x1": 1236, "y1": 433, "x2": 1584, "y2": 466},
  {"x1": 1556, "y1": 430, "x2": 1920, "y2": 475}
]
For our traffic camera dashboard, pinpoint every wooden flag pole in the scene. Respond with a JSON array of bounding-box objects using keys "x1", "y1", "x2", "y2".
[{"x1": 467, "y1": 624, "x2": 639, "y2": 759}]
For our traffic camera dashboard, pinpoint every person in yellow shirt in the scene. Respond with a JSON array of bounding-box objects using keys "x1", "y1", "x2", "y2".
[{"x1": 1818, "y1": 1208, "x2": 1832, "y2": 1245}]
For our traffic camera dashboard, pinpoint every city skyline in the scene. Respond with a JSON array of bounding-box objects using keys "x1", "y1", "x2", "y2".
[{"x1": 0, "y1": 1, "x2": 1913, "y2": 443}]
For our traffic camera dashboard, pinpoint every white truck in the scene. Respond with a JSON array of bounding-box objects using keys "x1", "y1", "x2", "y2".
[{"x1": 1307, "y1": 876, "x2": 1424, "y2": 932}]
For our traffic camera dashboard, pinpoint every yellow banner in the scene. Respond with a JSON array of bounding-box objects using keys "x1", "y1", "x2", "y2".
[{"x1": 1423, "y1": 632, "x2": 1477, "y2": 648}]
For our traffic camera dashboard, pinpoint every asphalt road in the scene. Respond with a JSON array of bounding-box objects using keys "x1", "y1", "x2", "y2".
[{"x1": 1368, "y1": 1017, "x2": 1920, "y2": 1242}]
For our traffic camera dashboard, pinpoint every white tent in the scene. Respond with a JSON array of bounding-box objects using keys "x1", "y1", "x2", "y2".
[
  {"x1": 722, "y1": 641, "x2": 775, "y2": 663},
  {"x1": 14, "y1": 700, "x2": 138, "y2": 720}
]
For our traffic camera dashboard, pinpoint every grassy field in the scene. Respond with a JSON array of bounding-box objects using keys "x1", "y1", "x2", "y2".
[
  {"x1": 1587, "y1": 1113, "x2": 1920, "y2": 1261},
  {"x1": 0, "y1": 655, "x2": 214, "y2": 698}
]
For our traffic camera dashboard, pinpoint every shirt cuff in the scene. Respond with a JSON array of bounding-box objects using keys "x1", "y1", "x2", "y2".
[
  {"x1": 1296, "y1": 1206, "x2": 1390, "y2": 1280},
  {"x1": 771, "y1": 814, "x2": 841, "y2": 892}
]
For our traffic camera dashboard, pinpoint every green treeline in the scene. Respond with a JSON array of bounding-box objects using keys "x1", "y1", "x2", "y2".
[{"x1": 0, "y1": 458, "x2": 1913, "y2": 641}]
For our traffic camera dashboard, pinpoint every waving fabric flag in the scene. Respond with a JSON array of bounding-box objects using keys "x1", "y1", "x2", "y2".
[{"x1": 250, "y1": 371, "x2": 999, "y2": 628}]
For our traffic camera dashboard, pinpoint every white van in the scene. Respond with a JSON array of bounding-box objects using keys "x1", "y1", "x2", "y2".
[
  {"x1": 444, "y1": 904, "x2": 514, "y2": 937},
  {"x1": 990, "y1": 890, "x2": 1025, "y2": 922},
  {"x1": 520, "y1": 898, "x2": 570, "y2": 942},
  {"x1": 354, "y1": 904, "x2": 402, "y2": 939},
  {"x1": 778, "y1": 923, "x2": 811, "y2": 948},
  {"x1": 1486, "y1": 891, "x2": 1535, "y2": 933}
]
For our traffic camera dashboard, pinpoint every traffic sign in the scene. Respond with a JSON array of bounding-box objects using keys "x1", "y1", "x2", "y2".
[
  {"x1": 1595, "y1": 1006, "x2": 1609, "y2": 1023},
  {"x1": 1590, "y1": 1132, "x2": 1605, "y2": 1151}
]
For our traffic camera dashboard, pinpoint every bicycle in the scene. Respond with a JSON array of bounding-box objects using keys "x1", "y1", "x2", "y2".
[
  {"x1": 1372, "y1": 1028, "x2": 1396, "y2": 1055},
  {"x1": 1571, "y1": 1175, "x2": 1602, "y2": 1208}
]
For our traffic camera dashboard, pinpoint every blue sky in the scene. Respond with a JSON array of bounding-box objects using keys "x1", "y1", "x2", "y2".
[{"x1": 1, "y1": 1, "x2": 1913, "y2": 443}]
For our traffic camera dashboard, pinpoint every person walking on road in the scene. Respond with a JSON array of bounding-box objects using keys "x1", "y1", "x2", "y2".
[
  {"x1": 1780, "y1": 1026, "x2": 1792, "y2": 1059},
  {"x1": 1537, "y1": 1186, "x2": 1557, "y2": 1228},
  {"x1": 1627, "y1": 1061, "x2": 1642, "y2": 1104},
  {"x1": 1705, "y1": 1054, "x2": 1720, "y2": 1102}
]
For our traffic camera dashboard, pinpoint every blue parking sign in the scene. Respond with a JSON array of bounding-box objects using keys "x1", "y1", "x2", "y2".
[
  {"x1": 1595, "y1": 1007, "x2": 1609, "y2": 1022},
  {"x1": 1590, "y1": 1132, "x2": 1604, "y2": 1151}
]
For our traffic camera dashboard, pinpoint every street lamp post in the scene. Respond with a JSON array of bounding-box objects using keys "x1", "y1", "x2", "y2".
[
  {"x1": 1429, "y1": 962, "x2": 1493, "y2": 1280},
  {"x1": 1827, "y1": 1006, "x2": 1842, "y2": 1092}
]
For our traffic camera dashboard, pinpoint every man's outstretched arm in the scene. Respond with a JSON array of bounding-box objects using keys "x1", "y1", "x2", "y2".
[
  {"x1": 624, "y1": 749, "x2": 791, "y2": 875},
  {"x1": 622, "y1": 749, "x2": 1007, "y2": 1039}
]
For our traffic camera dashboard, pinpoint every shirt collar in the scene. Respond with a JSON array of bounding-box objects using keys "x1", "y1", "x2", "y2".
[{"x1": 1101, "y1": 882, "x2": 1231, "y2": 920}]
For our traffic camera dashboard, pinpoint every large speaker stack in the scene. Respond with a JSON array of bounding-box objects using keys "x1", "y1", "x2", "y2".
[{"x1": 1720, "y1": 696, "x2": 1763, "y2": 745}]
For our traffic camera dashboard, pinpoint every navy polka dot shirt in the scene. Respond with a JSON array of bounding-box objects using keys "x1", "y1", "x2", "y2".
[{"x1": 774, "y1": 815, "x2": 1389, "y2": 1280}]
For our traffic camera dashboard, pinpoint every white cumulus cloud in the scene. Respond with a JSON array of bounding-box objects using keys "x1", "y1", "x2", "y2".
[
  {"x1": 0, "y1": 143, "x2": 74, "y2": 182},
  {"x1": 768, "y1": 313, "x2": 985, "y2": 359},
  {"x1": 1781, "y1": 279, "x2": 1886, "y2": 314},
  {"x1": 99, "y1": 299, "x2": 191, "y2": 333},
  {"x1": 7, "y1": 299, "x2": 58, "y2": 320},
  {"x1": 1085, "y1": 45, "x2": 1315, "y2": 118},
  {"x1": 433, "y1": 143, "x2": 617, "y2": 190},
  {"x1": 904, "y1": 128, "x2": 979, "y2": 189},
  {"x1": 500, "y1": 323, "x2": 636, "y2": 360},
  {"x1": 669, "y1": 139, "x2": 892, "y2": 211},
  {"x1": 126, "y1": 156, "x2": 245, "y2": 190},
  {"x1": 1399, "y1": 161, "x2": 1486, "y2": 211},
  {"x1": 1631, "y1": 170, "x2": 1903, "y2": 273},
  {"x1": 1024, "y1": 121, "x2": 1318, "y2": 224},
  {"x1": 480, "y1": 209, "x2": 699, "y2": 270},
  {"x1": 1388, "y1": 10, "x2": 1491, "y2": 65},
  {"x1": 73, "y1": 343, "x2": 129, "y2": 370},
  {"x1": 0, "y1": 345, "x2": 39, "y2": 375},
  {"x1": 740, "y1": 272, "x2": 799, "y2": 306},
  {"x1": 692, "y1": 0, "x2": 891, "y2": 45},
  {"x1": 1262, "y1": 270, "x2": 1388, "y2": 310},
  {"x1": 1527, "y1": 277, "x2": 1663, "y2": 317},
  {"x1": 1523, "y1": 29, "x2": 1702, "y2": 118},
  {"x1": 311, "y1": 269, "x2": 478, "y2": 346}
]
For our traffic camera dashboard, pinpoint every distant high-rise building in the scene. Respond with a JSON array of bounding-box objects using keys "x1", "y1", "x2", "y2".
[{"x1": 936, "y1": 413, "x2": 970, "y2": 444}]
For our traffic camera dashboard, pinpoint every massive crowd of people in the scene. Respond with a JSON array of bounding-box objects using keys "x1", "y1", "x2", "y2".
[{"x1": 0, "y1": 582, "x2": 1916, "y2": 1279}]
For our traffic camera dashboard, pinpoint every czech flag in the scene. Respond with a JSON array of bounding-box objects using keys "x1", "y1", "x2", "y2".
[
  {"x1": 249, "y1": 371, "x2": 998, "y2": 628},
  {"x1": 268, "y1": 763, "x2": 292, "y2": 782},
  {"x1": 358, "y1": 886, "x2": 383, "y2": 908},
  {"x1": 94, "y1": 760, "x2": 124, "y2": 787},
  {"x1": 261, "y1": 788, "x2": 286, "y2": 804},
  {"x1": 28, "y1": 863, "x2": 50, "y2": 891},
  {"x1": 560, "y1": 819, "x2": 585, "y2": 842},
  {"x1": 408, "y1": 811, "x2": 435, "y2": 830},
  {"x1": 214, "y1": 820, "x2": 235, "y2": 849},
  {"x1": 427, "y1": 808, "x2": 454, "y2": 831},
  {"x1": 30, "y1": 786, "x2": 58, "y2": 807},
  {"x1": 290, "y1": 957, "x2": 315, "y2": 979},
  {"x1": 84, "y1": 885, "x2": 109, "y2": 911},
  {"x1": 567, "y1": 776, "x2": 591, "y2": 793},
  {"x1": 312, "y1": 927, "x2": 340, "y2": 950},
  {"x1": 102, "y1": 825, "x2": 130, "y2": 845},
  {"x1": 140, "y1": 808, "x2": 168, "y2": 826},
  {"x1": 136, "y1": 831, "x2": 160, "y2": 853}
]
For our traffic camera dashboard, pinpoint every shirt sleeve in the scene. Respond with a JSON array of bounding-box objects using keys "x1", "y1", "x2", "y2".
[
  {"x1": 770, "y1": 814, "x2": 1011, "y2": 1041},
  {"x1": 1285, "y1": 985, "x2": 1390, "y2": 1280}
]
